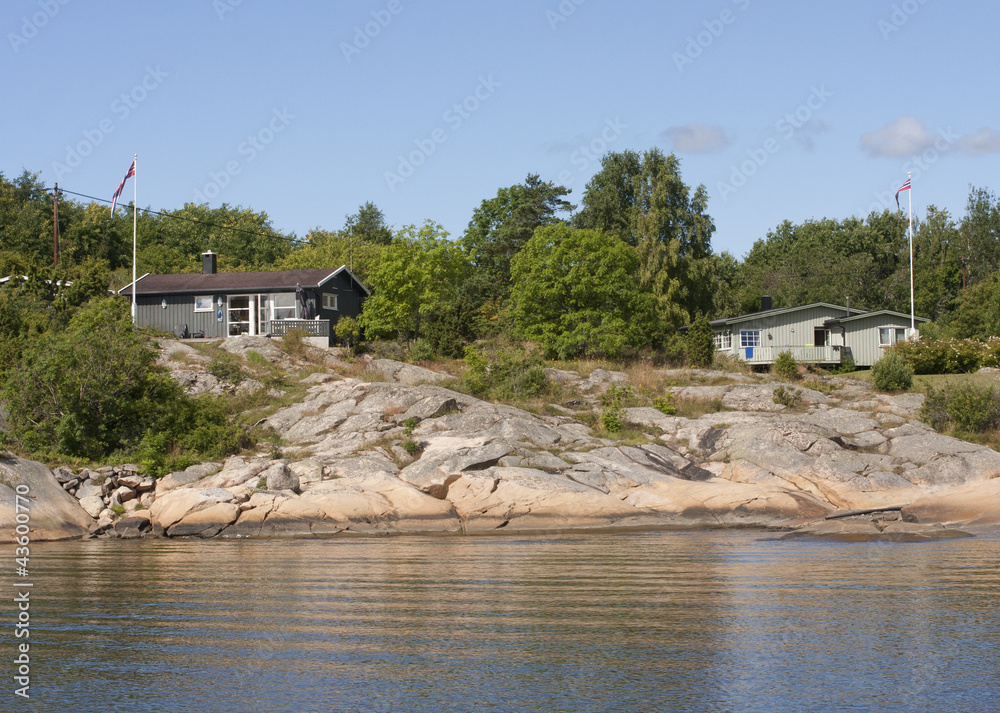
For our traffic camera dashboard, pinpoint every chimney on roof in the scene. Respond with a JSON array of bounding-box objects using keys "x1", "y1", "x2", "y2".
[
  {"x1": 761, "y1": 295, "x2": 772, "y2": 311},
  {"x1": 202, "y1": 251, "x2": 217, "y2": 275}
]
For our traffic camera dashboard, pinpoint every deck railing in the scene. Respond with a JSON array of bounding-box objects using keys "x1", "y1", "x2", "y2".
[
  {"x1": 737, "y1": 345, "x2": 841, "y2": 364},
  {"x1": 266, "y1": 319, "x2": 330, "y2": 338}
]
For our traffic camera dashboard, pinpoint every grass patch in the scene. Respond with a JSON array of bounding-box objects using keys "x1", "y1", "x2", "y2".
[{"x1": 673, "y1": 398, "x2": 726, "y2": 420}]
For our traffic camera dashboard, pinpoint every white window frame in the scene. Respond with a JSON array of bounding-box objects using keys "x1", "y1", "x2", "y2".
[
  {"x1": 194, "y1": 295, "x2": 213, "y2": 312},
  {"x1": 322, "y1": 293, "x2": 338, "y2": 311},
  {"x1": 879, "y1": 326, "x2": 908, "y2": 347},
  {"x1": 271, "y1": 292, "x2": 298, "y2": 321},
  {"x1": 714, "y1": 332, "x2": 731, "y2": 351},
  {"x1": 740, "y1": 330, "x2": 761, "y2": 348}
]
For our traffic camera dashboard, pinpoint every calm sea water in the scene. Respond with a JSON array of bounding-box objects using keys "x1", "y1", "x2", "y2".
[{"x1": 12, "y1": 531, "x2": 1000, "y2": 712}]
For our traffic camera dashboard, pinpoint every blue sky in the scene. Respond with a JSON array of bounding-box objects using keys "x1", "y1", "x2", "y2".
[{"x1": 4, "y1": 0, "x2": 998, "y2": 258}]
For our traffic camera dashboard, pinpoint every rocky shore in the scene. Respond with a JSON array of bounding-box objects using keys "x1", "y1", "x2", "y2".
[{"x1": 3, "y1": 338, "x2": 1000, "y2": 543}]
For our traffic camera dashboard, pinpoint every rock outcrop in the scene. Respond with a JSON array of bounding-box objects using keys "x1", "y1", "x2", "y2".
[{"x1": 6, "y1": 347, "x2": 1000, "y2": 541}]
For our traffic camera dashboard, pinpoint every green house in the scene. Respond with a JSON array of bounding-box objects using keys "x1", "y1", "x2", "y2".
[{"x1": 711, "y1": 298, "x2": 929, "y2": 368}]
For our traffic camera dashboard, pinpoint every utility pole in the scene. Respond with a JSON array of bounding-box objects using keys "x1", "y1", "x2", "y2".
[{"x1": 52, "y1": 183, "x2": 59, "y2": 266}]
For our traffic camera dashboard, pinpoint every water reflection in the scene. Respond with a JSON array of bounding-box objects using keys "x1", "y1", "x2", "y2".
[{"x1": 27, "y1": 533, "x2": 1000, "y2": 712}]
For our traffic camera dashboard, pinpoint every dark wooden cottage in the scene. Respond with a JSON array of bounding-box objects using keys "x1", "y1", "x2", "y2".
[{"x1": 118, "y1": 252, "x2": 368, "y2": 345}]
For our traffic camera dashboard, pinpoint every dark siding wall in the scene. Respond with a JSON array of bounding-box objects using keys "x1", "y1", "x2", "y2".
[
  {"x1": 134, "y1": 294, "x2": 227, "y2": 338},
  {"x1": 315, "y1": 272, "x2": 365, "y2": 327}
]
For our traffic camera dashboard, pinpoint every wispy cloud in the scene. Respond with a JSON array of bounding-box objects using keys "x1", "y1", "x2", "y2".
[
  {"x1": 661, "y1": 123, "x2": 730, "y2": 153},
  {"x1": 957, "y1": 127, "x2": 1000, "y2": 156},
  {"x1": 862, "y1": 116, "x2": 1000, "y2": 158}
]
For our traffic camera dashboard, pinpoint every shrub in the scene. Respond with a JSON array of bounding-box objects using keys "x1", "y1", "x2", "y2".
[
  {"x1": 773, "y1": 350, "x2": 798, "y2": 380},
  {"x1": 334, "y1": 316, "x2": 361, "y2": 352},
  {"x1": 772, "y1": 385, "x2": 803, "y2": 408},
  {"x1": 600, "y1": 384, "x2": 634, "y2": 434},
  {"x1": 208, "y1": 355, "x2": 244, "y2": 384},
  {"x1": 920, "y1": 384, "x2": 1000, "y2": 434},
  {"x1": 402, "y1": 438, "x2": 421, "y2": 456},
  {"x1": 462, "y1": 343, "x2": 549, "y2": 401},
  {"x1": 408, "y1": 338, "x2": 434, "y2": 362},
  {"x1": 894, "y1": 338, "x2": 985, "y2": 375},
  {"x1": 947, "y1": 385, "x2": 1000, "y2": 433},
  {"x1": 685, "y1": 315, "x2": 715, "y2": 368},
  {"x1": 653, "y1": 394, "x2": 677, "y2": 415},
  {"x1": 831, "y1": 352, "x2": 856, "y2": 375},
  {"x1": 280, "y1": 327, "x2": 309, "y2": 358},
  {"x1": 871, "y1": 350, "x2": 913, "y2": 392}
]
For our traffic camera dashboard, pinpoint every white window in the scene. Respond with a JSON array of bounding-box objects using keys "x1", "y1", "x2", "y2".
[
  {"x1": 272, "y1": 293, "x2": 297, "y2": 321},
  {"x1": 879, "y1": 327, "x2": 908, "y2": 347},
  {"x1": 740, "y1": 330, "x2": 761, "y2": 348},
  {"x1": 714, "y1": 332, "x2": 731, "y2": 350},
  {"x1": 194, "y1": 295, "x2": 213, "y2": 312},
  {"x1": 322, "y1": 293, "x2": 338, "y2": 311}
]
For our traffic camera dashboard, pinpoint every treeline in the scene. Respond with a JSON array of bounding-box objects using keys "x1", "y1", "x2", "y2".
[{"x1": 3, "y1": 148, "x2": 1000, "y2": 364}]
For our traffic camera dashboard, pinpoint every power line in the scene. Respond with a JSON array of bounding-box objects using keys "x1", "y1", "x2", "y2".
[{"x1": 47, "y1": 186, "x2": 303, "y2": 246}]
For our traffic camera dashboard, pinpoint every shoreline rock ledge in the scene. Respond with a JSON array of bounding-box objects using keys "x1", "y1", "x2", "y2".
[{"x1": 4, "y1": 364, "x2": 1000, "y2": 541}]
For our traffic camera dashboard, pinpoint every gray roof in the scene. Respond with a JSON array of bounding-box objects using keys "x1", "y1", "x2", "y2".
[
  {"x1": 118, "y1": 265, "x2": 369, "y2": 296},
  {"x1": 711, "y1": 302, "x2": 928, "y2": 328}
]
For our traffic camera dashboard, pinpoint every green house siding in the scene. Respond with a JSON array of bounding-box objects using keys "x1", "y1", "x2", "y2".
[
  {"x1": 712, "y1": 303, "x2": 926, "y2": 368},
  {"x1": 714, "y1": 305, "x2": 850, "y2": 365}
]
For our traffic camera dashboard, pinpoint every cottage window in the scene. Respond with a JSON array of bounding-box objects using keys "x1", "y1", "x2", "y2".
[
  {"x1": 194, "y1": 295, "x2": 213, "y2": 312},
  {"x1": 272, "y1": 293, "x2": 297, "y2": 321},
  {"x1": 740, "y1": 330, "x2": 761, "y2": 348},
  {"x1": 714, "y1": 332, "x2": 731, "y2": 350},
  {"x1": 879, "y1": 327, "x2": 908, "y2": 347},
  {"x1": 323, "y1": 293, "x2": 338, "y2": 311},
  {"x1": 895, "y1": 327, "x2": 907, "y2": 343}
]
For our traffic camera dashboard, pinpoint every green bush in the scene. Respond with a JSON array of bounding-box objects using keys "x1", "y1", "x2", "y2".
[
  {"x1": 920, "y1": 384, "x2": 1000, "y2": 434},
  {"x1": 408, "y1": 338, "x2": 434, "y2": 362},
  {"x1": 334, "y1": 316, "x2": 361, "y2": 351},
  {"x1": 871, "y1": 350, "x2": 913, "y2": 392},
  {"x1": 894, "y1": 338, "x2": 985, "y2": 375},
  {"x1": 831, "y1": 352, "x2": 856, "y2": 375},
  {"x1": 653, "y1": 394, "x2": 677, "y2": 415},
  {"x1": 462, "y1": 343, "x2": 549, "y2": 401},
  {"x1": 402, "y1": 438, "x2": 421, "y2": 456},
  {"x1": 600, "y1": 384, "x2": 634, "y2": 434},
  {"x1": 773, "y1": 350, "x2": 798, "y2": 380},
  {"x1": 947, "y1": 385, "x2": 1000, "y2": 433},
  {"x1": 685, "y1": 315, "x2": 715, "y2": 368},
  {"x1": 208, "y1": 355, "x2": 245, "y2": 384},
  {"x1": 772, "y1": 385, "x2": 803, "y2": 408}
]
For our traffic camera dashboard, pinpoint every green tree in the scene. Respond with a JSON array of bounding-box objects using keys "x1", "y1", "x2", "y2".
[
  {"x1": 2, "y1": 296, "x2": 178, "y2": 458},
  {"x1": 461, "y1": 173, "x2": 573, "y2": 294},
  {"x1": 574, "y1": 149, "x2": 717, "y2": 337},
  {"x1": 959, "y1": 186, "x2": 1000, "y2": 288},
  {"x1": 509, "y1": 224, "x2": 651, "y2": 359},
  {"x1": 685, "y1": 314, "x2": 715, "y2": 368},
  {"x1": 344, "y1": 201, "x2": 393, "y2": 246},
  {"x1": 359, "y1": 221, "x2": 468, "y2": 340}
]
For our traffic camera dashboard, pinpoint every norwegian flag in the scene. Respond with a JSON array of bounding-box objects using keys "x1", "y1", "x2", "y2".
[
  {"x1": 111, "y1": 159, "x2": 135, "y2": 216},
  {"x1": 895, "y1": 177, "x2": 911, "y2": 210}
]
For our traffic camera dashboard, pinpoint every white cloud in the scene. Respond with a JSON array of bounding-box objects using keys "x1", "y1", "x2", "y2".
[
  {"x1": 662, "y1": 123, "x2": 730, "y2": 153},
  {"x1": 957, "y1": 127, "x2": 1000, "y2": 156},
  {"x1": 862, "y1": 117, "x2": 1000, "y2": 158},
  {"x1": 860, "y1": 116, "x2": 937, "y2": 158}
]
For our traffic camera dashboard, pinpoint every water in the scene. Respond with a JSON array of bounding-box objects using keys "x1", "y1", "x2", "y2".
[{"x1": 14, "y1": 532, "x2": 1000, "y2": 712}]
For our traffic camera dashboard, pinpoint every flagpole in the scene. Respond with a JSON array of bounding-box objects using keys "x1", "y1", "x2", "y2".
[
  {"x1": 132, "y1": 153, "x2": 137, "y2": 326},
  {"x1": 907, "y1": 170, "x2": 914, "y2": 338}
]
